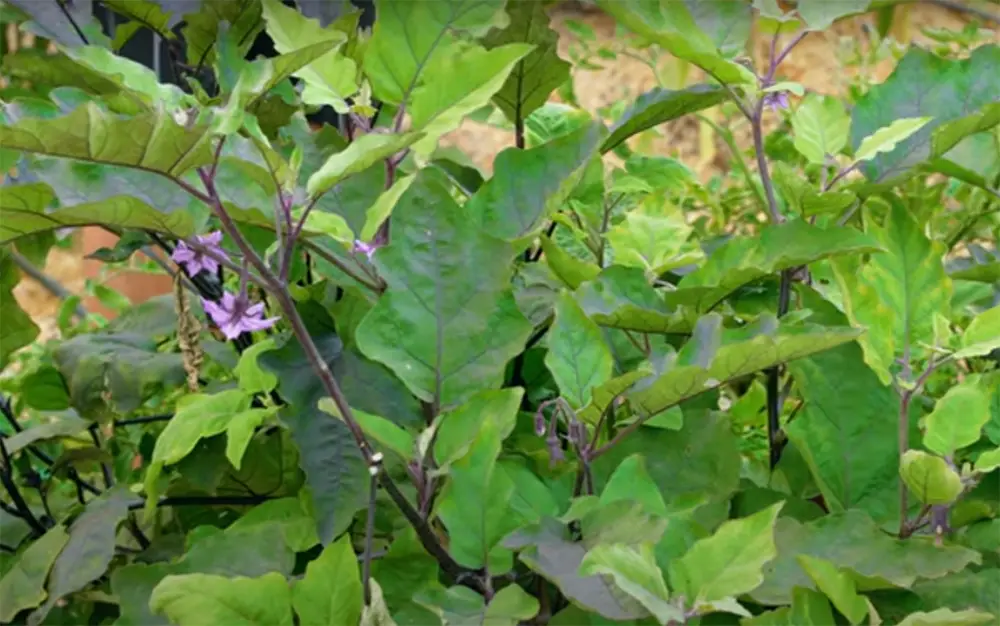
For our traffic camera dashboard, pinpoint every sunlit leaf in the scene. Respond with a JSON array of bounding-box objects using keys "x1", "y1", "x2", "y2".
[
  {"x1": 546, "y1": 291, "x2": 614, "y2": 409},
  {"x1": 150, "y1": 572, "x2": 294, "y2": 626},
  {"x1": 792, "y1": 93, "x2": 850, "y2": 164},
  {"x1": 292, "y1": 536, "x2": 362, "y2": 626},
  {"x1": 955, "y1": 305, "x2": 1000, "y2": 359},
  {"x1": 899, "y1": 450, "x2": 964, "y2": 506},
  {"x1": 854, "y1": 117, "x2": 934, "y2": 164},
  {"x1": 797, "y1": 555, "x2": 870, "y2": 625},
  {"x1": 579, "y1": 543, "x2": 683, "y2": 625},
  {"x1": 897, "y1": 609, "x2": 995, "y2": 626},
  {"x1": 607, "y1": 205, "x2": 703, "y2": 275},
  {"x1": 307, "y1": 131, "x2": 424, "y2": 198},
  {"x1": 924, "y1": 380, "x2": 990, "y2": 456}
]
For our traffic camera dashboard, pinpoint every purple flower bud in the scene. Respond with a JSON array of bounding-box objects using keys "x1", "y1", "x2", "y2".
[
  {"x1": 762, "y1": 91, "x2": 790, "y2": 113},
  {"x1": 202, "y1": 291, "x2": 279, "y2": 340},
  {"x1": 172, "y1": 231, "x2": 229, "y2": 276},
  {"x1": 546, "y1": 432, "x2": 565, "y2": 468},
  {"x1": 352, "y1": 239, "x2": 379, "y2": 261},
  {"x1": 533, "y1": 408, "x2": 547, "y2": 437}
]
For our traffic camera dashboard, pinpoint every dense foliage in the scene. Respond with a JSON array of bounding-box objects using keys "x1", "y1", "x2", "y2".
[{"x1": 1, "y1": 0, "x2": 999, "y2": 624}]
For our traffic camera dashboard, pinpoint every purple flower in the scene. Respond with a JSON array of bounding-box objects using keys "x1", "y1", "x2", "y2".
[
  {"x1": 762, "y1": 90, "x2": 790, "y2": 113},
  {"x1": 352, "y1": 239, "x2": 379, "y2": 261},
  {"x1": 202, "y1": 291, "x2": 278, "y2": 340},
  {"x1": 172, "y1": 231, "x2": 229, "y2": 276}
]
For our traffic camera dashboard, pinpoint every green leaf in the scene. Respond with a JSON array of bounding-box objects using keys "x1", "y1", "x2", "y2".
[
  {"x1": 956, "y1": 305, "x2": 1000, "y2": 359},
  {"x1": 150, "y1": 390, "x2": 253, "y2": 466},
  {"x1": 833, "y1": 199, "x2": 952, "y2": 385},
  {"x1": 5, "y1": 0, "x2": 110, "y2": 48},
  {"x1": 292, "y1": 536, "x2": 362, "y2": 626},
  {"x1": 540, "y1": 235, "x2": 600, "y2": 290},
  {"x1": 53, "y1": 332, "x2": 186, "y2": 416},
  {"x1": 0, "y1": 102, "x2": 215, "y2": 176},
  {"x1": 436, "y1": 389, "x2": 523, "y2": 572},
  {"x1": 924, "y1": 380, "x2": 990, "y2": 456},
  {"x1": 361, "y1": 173, "x2": 418, "y2": 242},
  {"x1": 593, "y1": 413, "x2": 741, "y2": 514},
  {"x1": 468, "y1": 122, "x2": 604, "y2": 245},
  {"x1": 182, "y1": 0, "x2": 263, "y2": 67},
  {"x1": 796, "y1": 0, "x2": 871, "y2": 30},
  {"x1": 596, "y1": 0, "x2": 756, "y2": 86},
  {"x1": 261, "y1": 0, "x2": 356, "y2": 111},
  {"x1": 750, "y1": 510, "x2": 980, "y2": 606},
  {"x1": 900, "y1": 450, "x2": 964, "y2": 506},
  {"x1": 851, "y1": 45, "x2": 1000, "y2": 184},
  {"x1": 629, "y1": 314, "x2": 861, "y2": 419},
  {"x1": 0, "y1": 253, "x2": 39, "y2": 369},
  {"x1": 433, "y1": 389, "x2": 523, "y2": 468},
  {"x1": 576, "y1": 266, "x2": 685, "y2": 334},
  {"x1": 602, "y1": 84, "x2": 727, "y2": 154},
  {"x1": 792, "y1": 93, "x2": 850, "y2": 164},
  {"x1": 796, "y1": 555, "x2": 870, "y2": 625},
  {"x1": 363, "y1": 0, "x2": 508, "y2": 106},
  {"x1": 484, "y1": 0, "x2": 571, "y2": 125},
  {"x1": 579, "y1": 543, "x2": 683, "y2": 626},
  {"x1": 234, "y1": 338, "x2": 279, "y2": 395},
  {"x1": 607, "y1": 205, "x2": 703, "y2": 275},
  {"x1": 666, "y1": 220, "x2": 882, "y2": 312},
  {"x1": 505, "y1": 519, "x2": 648, "y2": 621},
  {"x1": 897, "y1": 609, "x2": 996, "y2": 626},
  {"x1": 261, "y1": 304, "x2": 422, "y2": 538},
  {"x1": 854, "y1": 117, "x2": 934, "y2": 164},
  {"x1": 356, "y1": 170, "x2": 532, "y2": 409},
  {"x1": 28, "y1": 487, "x2": 133, "y2": 626},
  {"x1": 787, "y1": 342, "x2": 907, "y2": 527},
  {"x1": 410, "y1": 42, "x2": 533, "y2": 156},
  {"x1": 150, "y1": 572, "x2": 294, "y2": 626},
  {"x1": 371, "y1": 528, "x2": 439, "y2": 625},
  {"x1": 415, "y1": 584, "x2": 539, "y2": 626},
  {"x1": 362, "y1": 579, "x2": 398, "y2": 626},
  {"x1": 307, "y1": 131, "x2": 424, "y2": 198},
  {"x1": 225, "y1": 408, "x2": 277, "y2": 470},
  {"x1": 600, "y1": 454, "x2": 669, "y2": 518},
  {"x1": 227, "y1": 497, "x2": 319, "y2": 553},
  {"x1": 319, "y1": 398, "x2": 415, "y2": 462},
  {"x1": 975, "y1": 447, "x2": 1000, "y2": 473},
  {"x1": 545, "y1": 291, "x2": 614, "y2": 409},
  {"x1": 0, "y1": 526, "x2": 69, "y2": 623},
  {"x1": 101, "y1": 0, "x2": 177, "y2": 40},
  {"x1": 670, "y1": 502, "x2": 783, "y2": 608},
  {"x1": 3, "y1": 412, "x2": 89, "y2": 456}
]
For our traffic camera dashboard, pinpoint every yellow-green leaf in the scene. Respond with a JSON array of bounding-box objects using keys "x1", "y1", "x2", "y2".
[
  {"x1": 924, "y1": 381, "x2": 990, "y2": 456},
  {"x1": 900, "y1": 450, "x2": 964, "y2": 506},
  {"x1": 292, "y1": 536, "x2": 362, "y2": 626}
]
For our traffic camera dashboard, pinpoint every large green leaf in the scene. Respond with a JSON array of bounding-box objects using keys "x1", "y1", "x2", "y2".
[
  {"x1": 670, "y1": 502, "x2": 783, "y2": 610},
  {"x1": 851, "y1": 45, "x2": 1000, "y2": 184},
  {"x1": 545, "y1": 291, "x2": 614, "y2": 409},
  {"x1": 0, "y1": 526, "x2": 69, "y2": 622},
  {"x1": 371, "y1": 528, "x2": 440, "y2": 625},
  {"x1": 433, "y1": 389, "x2": 523, "y2": 468},
  {"x1": 751, "y1": 510, "x2": 981, "y2": 606},
  {"x1": 5, "y1": 0, "x2": 110, "y2": 48},
  {"x1": 4, "y1": 412, "x2": 90, "y2": 456},
  {"x1": 666, "y1": 220, "x2": 883, "y2": 312},
  {"x1": 415, "y1": 584, "x2": 540, "y2": 626},
  {"x1": 833, "y1": 199, "x2": 952, "y2": 385},
  {"x1": 28, "y1": 487, "x2": 133, "y2": 626},
  {"x1": 595, "y1": 0, "x2": 755, "y2": 85},
  {"x1": 897, "y1": 609, "x2": 995, "y2": 626},
  {"x1": 796, "y1": 0, "x2": 871, "y2": 30},
  {"x1": 576, "y1": 266, "x2": 686, "y2": 333},
  {"x1": 52, "y1": 332, "x2": 186, "y2": 417},
  {"x1": 356, "y1": 169, "x2": 532, "y2": 410},
  {"x1": 292, "y1": 536, "x2": 362, "y2": 626},
  {"x1": 579, "y1": 543, "x2": 683, "y2": 625},
  {"x1": 468, "y1": 122, "x2": 604, "y2": 245},
  {"x1": 307, "y1": 131, "x2": 424, "y2": 199},
  {"x1": 628, "y1": 314, "x2": 861, "y2": 418},
  {"x1": 0, "y1": 252, "x2": 39, "y2": 370},
  {"x1": 0, "y1": 102, "x2": 216, "y2": 177},
  {"x1": 363, "y1": 0, "x2": 507, "y2": 106},
  {"x1": 607, "y1": 205, "x2": 703, "y2": 276},
  {"x1": 924, "y1": 380, "x2": 991, "y2": 456},
  {"x1": 436, "y1": 389, "x2": 523, "y2": 572},
  {"x1": 593, "y1": 412, "x2": 741, "y2": 514},
  {"x1": 792, "y1": 93, "x2": 850, "y2": 165},
  {"x1": 260, "y1": 304, "x2": 421, "y2": 544},
  {"x1": 484, "y1": 0, "x2": 571, "y2": 125},
  {"x1": 181, "y1": 0, "x2": 263, "y2": 67},
  {"x1": 786, "y1": 341, "x2": 906, "y2": 527},
  {"x1": 261, "y1": 0, "x2": 356, "y2": 111},
  {"x1": 601, "y1": 85, "x2": 727, "y2": 154},
  {"x1": 150, "y1": 572, "x2": 294, "y2": 626},
  {"x1": 149, "y1": 389, "x2": 253, "y2": 467}
]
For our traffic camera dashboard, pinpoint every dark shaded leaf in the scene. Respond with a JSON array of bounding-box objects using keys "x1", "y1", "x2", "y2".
[
  {"x1": 0, "y1": 526, "x2": 69, "y2": 623},
  {"x1": 602, "y1": 85, "x2": 727, "y2": 154}
]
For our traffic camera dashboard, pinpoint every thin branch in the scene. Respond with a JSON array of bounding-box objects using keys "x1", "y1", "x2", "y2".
[
  {"x1": 55, "y1": 0, "x2": 89, "y2": 45},
  {"x1": 0, "y1": 438, "x2": 46, "y2": 537},
  {"x1": 362, "y1": 463, "x2": 380, "y2": 605},
  {"x1": 114, "y1": 414, "x2": 173, "y2": 427}
]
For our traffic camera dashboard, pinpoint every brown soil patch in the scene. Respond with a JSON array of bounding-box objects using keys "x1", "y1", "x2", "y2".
[{"x1": 9, "y1": 3, "x2": 997, "y2": 341}]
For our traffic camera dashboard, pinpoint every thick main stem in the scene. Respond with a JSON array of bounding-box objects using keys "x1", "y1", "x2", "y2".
[{"x1": 898, "y1": 389, "x2": 912, "y2": 536}]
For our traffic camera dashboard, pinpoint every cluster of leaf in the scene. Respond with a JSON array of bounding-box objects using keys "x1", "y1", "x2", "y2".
[{"x1": 1, "y1": 0, "x2": 999, "y2": 625}]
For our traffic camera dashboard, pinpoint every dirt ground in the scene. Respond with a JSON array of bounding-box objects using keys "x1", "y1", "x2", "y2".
[{"x1": 10, "y1": 3, "x2": 997, "y2": 340}]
